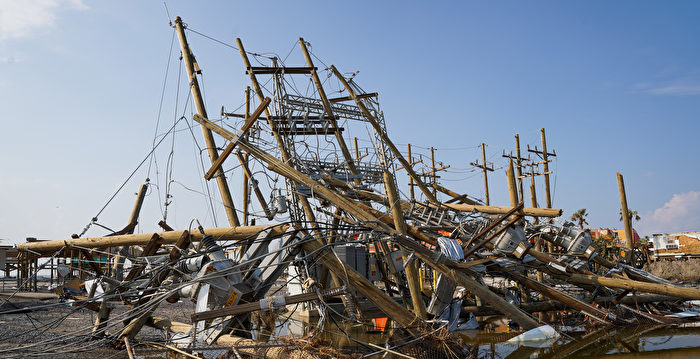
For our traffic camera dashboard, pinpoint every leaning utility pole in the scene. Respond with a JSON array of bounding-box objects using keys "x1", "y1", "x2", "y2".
[
  {"x1": 241, "y1": 87, "x2": 251, "y2": 226},
  {"x1": 514, "y1": 134, "x2": 525, "y2": 201},
  {"x1": 471, "y1": 143, "x2": 494, "y2": 205},
  {"x1": 617, "y1": 172, "x2": 634, "y2": 250},
  {"x1": 174, "y1": 17, "x2": 240, "y2": 227}
]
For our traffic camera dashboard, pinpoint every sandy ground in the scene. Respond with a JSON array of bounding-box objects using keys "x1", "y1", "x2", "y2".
[{"x1": 645, "y1": 259, "x2": 700, "y2": 283}]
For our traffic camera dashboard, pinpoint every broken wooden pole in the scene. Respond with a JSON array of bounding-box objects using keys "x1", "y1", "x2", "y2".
[
  {"x1": 112, "y1": 183, "x2": 148, "y2": 281},
  {"x1": 383, "y1": 170, "x2": 428, "y2": 319},
  {"x1": 617, "y1": 172, "x2": 635, "y2": 250},
  {"x1": 123, "y1": 233, "x2": 161, "y2": 282}
]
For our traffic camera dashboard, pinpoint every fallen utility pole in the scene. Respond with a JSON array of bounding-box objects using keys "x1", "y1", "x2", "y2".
[
  {"x1": 437, "y1": 202, "x2": 561, "y2": 218},
  {"x1": 17, "y1": 225, "x2": 287, "y2": 254},
  {"x1": 568, "y1": 273, "x2": 700, "y2": 300}
]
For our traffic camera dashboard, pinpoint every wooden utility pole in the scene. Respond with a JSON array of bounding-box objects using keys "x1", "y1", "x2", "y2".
[
  {"x1": 528, "y1": 128, "x2": 556, "y2": 210},
  {"x1": 242, "y1": 87, "x2": 251, "y2": 226},
  {"x1": 112, "y1": 183, "x2": 148, "y2": 281},
  {"x1": 330, "y1": 65, "x2": 439, "y2": 203},
  {"x1": 430, "y1": 147, "x2": 436, "y2": 197},
  {"x1": 407, "y1": 144, "x2": 415, "y2": 201},
  {"x1": 617, "y1": 172, "x2": 634, "y2": 249},
  {"x1": 298, "y1": 38, "x2": 361, "y2": 185},
  {"x1": 470, "y1": 143, "x2": 493, "y2": 205},
  {"x1": 528, "y1": 128, "x2": 556, "y2": 252},
  {"x1": 236, "y1": 40, "x2": 352, "y2": 303},
  {"x1": 506, "y1": 159, "x2": 519, "y2": 207},
  {"x1": 527, "y1": 162, "x2": 540, "y2": 225},
  {"x1": 502, "y1": 135, "x2": 526, "y2": 202},
  {"x1": 514, "y1": 135, "x2": 525, "y2": 200},
  {"x1": 418, "y1": 147, "x2": 450, "y2": 198},
  {"x1": 174, "y1": 17, "x2": 240, "y2": 227},
  {"x1": 383, "y1": 171, "x2": 427, "y2": 319}
]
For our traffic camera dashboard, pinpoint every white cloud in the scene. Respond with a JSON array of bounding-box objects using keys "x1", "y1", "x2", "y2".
[
  {"x1": 638, "y1": 191, "x2": 700, "y2": 235},
  {"x1": 0, "y1": 55, "x2": 18, "y2": 63},
  {"x1": 0, "y1": 0, "x2": 87, "y2": 40},
  {"x1": 647, "y1": 84, "x2": 700, "y2": 96}
]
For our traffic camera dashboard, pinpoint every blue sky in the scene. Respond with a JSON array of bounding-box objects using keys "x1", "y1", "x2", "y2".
[{"x1": 1, "y1": 1, "x2": 699, "y2": 244}]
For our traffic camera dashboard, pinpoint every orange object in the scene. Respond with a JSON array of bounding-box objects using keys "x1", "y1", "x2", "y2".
[{"x1": 374, "y1": 317, "x2": 388, "y2": 332}]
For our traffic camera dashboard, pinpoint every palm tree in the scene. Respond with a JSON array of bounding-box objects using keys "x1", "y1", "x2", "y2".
[
  {"x1": 619, "y1": 209, "x2": 641, "y2": 223},
  {"x1": 570, "y1": 208, "x2": 589, "y2": 228}
]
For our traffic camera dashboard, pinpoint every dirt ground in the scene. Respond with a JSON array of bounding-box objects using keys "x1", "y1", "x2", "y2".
[
  {"x1": 645, "y1": 259, "x2": 700, "y2": 283},
  {"x1": 0, "y1": 299, "x2": 195, "y2": 358}
]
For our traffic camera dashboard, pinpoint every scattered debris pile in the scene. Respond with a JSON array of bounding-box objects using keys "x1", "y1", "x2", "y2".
[{"x1": 3, "y1": 16, "x2": 700, "y2": 359}]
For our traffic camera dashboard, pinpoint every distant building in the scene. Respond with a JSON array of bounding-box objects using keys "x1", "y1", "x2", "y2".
[
  {"x1": 589, "y1": 228, "x2": 641, "y2": 246},
  {"x1": 650, "y1": 231, "x2": 700, "y2": 254}
]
